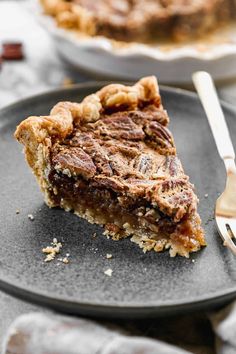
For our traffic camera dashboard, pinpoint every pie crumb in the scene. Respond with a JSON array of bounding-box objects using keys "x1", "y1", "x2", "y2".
[
  {"x1": 62, "y1": 257, "x2": 69, "y2": 264},
  {"x1": 44, "y1": 254, "x2": 55, "y2": 262},
  {"x1": 204, "y1": 194, "x2": 208, "y2": 198},
  {"x1": 192, "y1": 259, "x2": 195, "y2": 263},
  {"x1": 92, "y1": 232, "x2": 97, "y2": 239},
  {"x1": 42, "y1": 239, "x2": 62, "y2": 262},
  {"x1": 103, "y1": 231, "x2": 110, "y2": 239},
  {"x1": 16, "y1": 209, "x2": 20, "y2": 214},
  {"x1": 104, "y1": 268, "x2": 113, "y2": 276},
  {"x1": 28, "y1": 214, "x2": 34, "y2": 221},
  {"x1": 106, "y1": 253, "x2": 113, "y2": 259}
]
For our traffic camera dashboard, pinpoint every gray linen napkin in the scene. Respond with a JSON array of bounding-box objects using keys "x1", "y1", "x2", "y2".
[
  {"x1": 7, "y1": 304, "x2": 236, "y2": 354},
  {"x1": 3, "y1": 312, "x2": 192, "y2": 354},
  {"x1": 210, "y1": 302, "x2": 236, "y2": 354}
]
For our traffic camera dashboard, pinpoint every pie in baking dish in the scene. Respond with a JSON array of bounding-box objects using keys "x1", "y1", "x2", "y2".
[
  {"x1": 40, "y1": 0, "x2": 236, "y2": 42},
  {"x1": 15, "y1": 76, "x2": 205, "y2": 257}
]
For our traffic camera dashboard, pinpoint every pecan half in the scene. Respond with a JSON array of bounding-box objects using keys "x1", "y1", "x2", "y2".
[
  {"x1": 144, "y1": 121, "x2": 174, "y2": 149},
  {"x1": 52, "y1": 147, "x2": 96, "y2": 179},
  {"x1": 134, "y1": 155, "x2": 153, "y2": 175},
  {"x1": 147, "y1": 178, "x2": 196, "y2": 221},
  {"x1": 128, "y1": 106, "x2": 169, "y2": 127},
  {"x1": 98, "y1": 114, "x2": 145, "y2": 141}
]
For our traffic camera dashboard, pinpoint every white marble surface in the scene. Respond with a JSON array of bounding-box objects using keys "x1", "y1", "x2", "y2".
[{"x1": 0, "y1": 0, "x2": 90, "y2": 108}]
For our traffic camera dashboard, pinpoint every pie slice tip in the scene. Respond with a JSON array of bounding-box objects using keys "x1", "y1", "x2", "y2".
[{"x1": 15, "y1": 76, "x2": 206, "y2": 257}]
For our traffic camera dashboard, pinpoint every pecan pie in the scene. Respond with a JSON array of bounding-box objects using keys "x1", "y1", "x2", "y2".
[
  {"x1": 40, "y1": 0, "x2": 235, "y2": 42},
  {"x1": 15, "y1": 77, "x2": 205, "y2": 257}
]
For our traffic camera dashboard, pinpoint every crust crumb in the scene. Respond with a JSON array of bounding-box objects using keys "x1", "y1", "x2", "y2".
[
  {"x1": 28, "y1": 214, "x2": 34, "y2": 220},
  {"x1": 42, "y1": 239, "x2": 62, "y2": 262},
  {"x1": 106, "y1": 253, "x2": 113, "y2": 259},
  {"x1": 44, "y1": 253, "x2": 56, "y2": 262},
  {"x1": 104, "y1": 268, "x2": 113, "y2": 276}
]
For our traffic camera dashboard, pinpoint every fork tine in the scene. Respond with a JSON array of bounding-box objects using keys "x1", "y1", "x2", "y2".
[
  {"x1": 227, "y1": 220, "x2": 236, "y2": 240},
  {"x1": 216, "y1": 218, "x2": 236, "y2": 255},
  {"x1": 219, "y1": 218, "x2": 236, "y2": 240}
]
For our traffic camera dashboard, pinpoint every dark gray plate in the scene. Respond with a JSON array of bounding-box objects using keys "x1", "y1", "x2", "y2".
[{"x1": 1, "y1": 83, "x2": 236, "y2": 319}]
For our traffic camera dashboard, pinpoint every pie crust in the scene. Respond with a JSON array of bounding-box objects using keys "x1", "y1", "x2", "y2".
[{"x1": 15, "y1": 76, "x2": 205, "y2": 257}]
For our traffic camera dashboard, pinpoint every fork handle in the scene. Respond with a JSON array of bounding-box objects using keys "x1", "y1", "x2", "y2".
[{"x1": 192, "y1": 71, "x2": 235, "y2": 162}]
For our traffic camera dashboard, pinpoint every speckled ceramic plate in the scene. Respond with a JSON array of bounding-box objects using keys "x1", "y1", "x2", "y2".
[{"x1": 1, "y1": 83, "x2": 236, "y2": 319}]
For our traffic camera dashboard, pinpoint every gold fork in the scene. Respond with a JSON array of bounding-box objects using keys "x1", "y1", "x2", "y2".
[{"x1": 193, "y1": 71, "x2": 236, "y2": 254}]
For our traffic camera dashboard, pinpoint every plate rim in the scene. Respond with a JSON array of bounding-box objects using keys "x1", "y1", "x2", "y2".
[
  {"x1": 1, "y1": 273, "x2": 236, "y2": 318},
  {"x1": 1, "y1": 82, "x2": 236, "y2": 318}
]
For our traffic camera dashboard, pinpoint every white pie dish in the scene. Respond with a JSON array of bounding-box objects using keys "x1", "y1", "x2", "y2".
[{"x1": 33, "y1": 1, "x2": 236, "y2": 83}]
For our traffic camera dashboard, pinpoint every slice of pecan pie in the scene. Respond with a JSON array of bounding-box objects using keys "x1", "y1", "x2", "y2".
[{"x1": 15, "y1": 77, "x2": 205, "y2": 257}]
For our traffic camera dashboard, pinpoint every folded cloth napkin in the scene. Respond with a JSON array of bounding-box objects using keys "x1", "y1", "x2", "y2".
[
  {"x1": 3, "y1": 313, "x2": 191, "y2": 354},
  {"x1": 4, "y1": 302, "x2": 236, "y2": 354},
  {"x1": 210, "y1": 302, "x2": 236, "y2": 354}
]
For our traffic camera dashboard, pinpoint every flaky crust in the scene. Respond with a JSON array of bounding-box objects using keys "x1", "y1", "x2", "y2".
[{"x1": 15, "y1": 77, "x2": 161, "y2": 144}]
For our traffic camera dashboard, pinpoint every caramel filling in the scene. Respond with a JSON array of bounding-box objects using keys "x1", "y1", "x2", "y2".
[{"x1": 48, "y1": 170, "x2": 204, "y2": 251}]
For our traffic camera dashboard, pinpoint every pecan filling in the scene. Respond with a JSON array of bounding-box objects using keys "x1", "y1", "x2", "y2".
[
  {"x1": 48, "y1": 169, "x2": 177, "y2": 236},
  {"x1": 47, "y1": 168, "x2": 204, "y2": 255},
  {"x1": 47, "y1": 165, "x2": 203, "y2": 253},
  {"x1": 44, "y1": 103, "x2": 204, "y2": 255}
]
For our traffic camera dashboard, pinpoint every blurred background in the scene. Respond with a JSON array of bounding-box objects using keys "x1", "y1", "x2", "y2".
[
  {"x1": 1, "y1": 0, "x2": 236, "y2": 109},
  {"x1": 0, "y1": 0, "x2": 89, "y2": 108}
]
